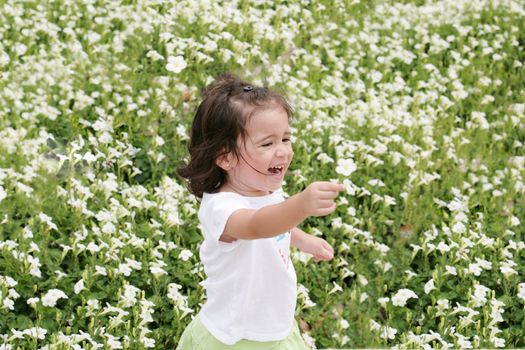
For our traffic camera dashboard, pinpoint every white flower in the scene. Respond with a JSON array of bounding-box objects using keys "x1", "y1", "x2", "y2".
[
  {"x1": 166, "y1": 55, "x2": 187, "y2": 73},
  {"x1": 517, "y1": 283, "x2": 525, "y2": 302},
  {"x1": 448, "y1": 199, "x2": 467, "y2": 212},
  {"x1": 370, "y1": 319, "x2": 381, "y2": 331},
  {"x1": 340, "y1": 319, "x2": 349, "y2": 329},
  {"x1": 368, "y1": 179, "x2": 385, "y2": 187},
  {"x1": 335, "y1": 158, "x2": 357, "y2": 177},
  {"x1": 98, "y1": 131, "x2": 113, "y2": 144},
  {"x1": 0, "y1": 186, "x2": 6, "y2": 203},
  {"x1": 95, "y1": 265, "x2": 107, "y2": 276},
  {"x1": 456, "y1": 334, "x2": 473, "y2": 349},
  {"x1": 176, "y1": 124, "x2": 189, "y2": 140},
  {"x1": 493, "y1": 336, "x2": 505, "y2": 348},
  {"x1": 510, "y1": 216, "x2": 520, "y2": 226},
  {"x1": 370, "y1": 70, "x2": 383, "y2": 83},
  {"x1": 101, "y1": 222, "x2": 116, "y2": 234},
  {"x1": 499, "y1": 260, "x2": 518, "y2": 277},
  {"x1": 378, "y1": 297, "x2": 389, "y2": 306},
  {"x1": 436, "y1": 242, "x2": 450, "y2": 253},
  {"x1": 87, "y1": 242, "x2": 100, "y2": 253},
  {"x1": 107, "y1": 335, "x2": 123, "y2": 350},
  {"x1": 424, "y1": 279, "x2": 435, "y2": 294},
  {"x1": 10, "y1": 328, "x2": 25, "y2": 340},
  {"x1": 121, "y1": 285, "x2": 140, "y2": 307},
  {"x1": 318, "y1": 153, "x2": 334, "y2": 164},
  {"x1": 380, "y1": 326, "x2": 397, "y2": 340},
  {"x1": 117, "y1": 263, "x2": 132, "y2": 276},
  {"x1": 154, "y1": 135, "x2": 165, "y2": 147},
  {"x1": 38, "y1": 213, "x2": 58, "y2": 231},
  {"x1": 465, "y1": 263, "x2": 482, "y2": 276},
  {"x1": 2, "y1": 276, "x2": 17, "y2": 287},
  {"x1": 92, "y1": 118, "x2": 112, "y2": 132},
  {"x1": 328, "y1": 281, "x2": 343, "y2": 295},
  {"x1": 301, "y1": 332, "x2": 317, "y2": 349},
  {"x1": 0, "y1": 51, "x2": 9, "y2": 66},
  {"x1": 384, "y1": 195, "x2": 396, "y2": 206},
  {"x1": 83, "y1": 152, "x2": 97, "y2": 163},
  {"x1": 358, "y1": 275, "x2": 368, "y2": 286},
  {"x1": 142, "y1": 336, "x2": 155, "y2": 348},
  {"x1": 24, "y1": 327, "x2": 47, "y2": 340},
  {"x1": 436, "y1": 299, "x2": 450, "y2": 316},
  {"x1": 475, "y1": 258, "x2": 493, "y2": 270},
  {"x1": 126, "y1": 258, "x2": 143, "y2": 270},
  {"x1": 340, "y1": 335, "x2": 350, "y2": 346},
  {"x1": 391, "y1": 288, "x2": 418, "y2": 307},
  {"x1": 471, "y1": 284, "x2": 490, "y2": 307},
  {"x1": 490, "y1": 298, "x2": 505, "y2": 324},
  {"x1": 41, "y1": 289, "x2": 68, "y2": 307},
  {"x1": 179, "y1": 249, "x2": 193, "y2": 261},
  {"x1": 445, "y1": 265, "x2": 457, "y2": 276},
  {"x1": 14, "y1": 43, "x2": 27, "y2": 56},
  {"x1": 74, "y1": 279, "x2": 85, "y2": 294},
  {"x1": 27, "y1": 297, "x2": 39, "y2": 306},
  {"x1": 150, "y1": 260, "x2": 168, "y2": 276},
  {"x1": 451, "y1": 222, "x2": 466, "y2": 234},
  {"x1": 87, "y1": 299, "x2": 100, "y2": 313},
  {"x1": 405, "y1": 270, "x2": 417, "y2": 279},
  {"x1": 3, "y1": 298, "x2": 14, "y2": 310},
  {"x1": 8, "y1": 289, "x2": 19, "y2": 300},
  {"x1": 29, "y1": 256, "x2": 42, "y2": 278},
  {"x1": 297, "y1": 284, "x2": 316, "y2": 308},
  {"x1": 167, "y1": 283, "x2": 183, "y2": 300}
]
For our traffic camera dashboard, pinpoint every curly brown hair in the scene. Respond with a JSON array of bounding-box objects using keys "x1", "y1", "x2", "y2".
[{"x1": 177, "y1": 73, "x2": 293, "y2": 198}]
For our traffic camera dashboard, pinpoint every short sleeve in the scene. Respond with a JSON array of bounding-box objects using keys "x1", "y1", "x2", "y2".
[{"x1": 198, "y1": 193, "x2": 250, "y2": 252}]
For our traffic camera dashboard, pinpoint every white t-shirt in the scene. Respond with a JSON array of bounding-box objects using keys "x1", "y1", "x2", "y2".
[{"x1": 197, "y1": 190, "x2": 297, "y2": 345}]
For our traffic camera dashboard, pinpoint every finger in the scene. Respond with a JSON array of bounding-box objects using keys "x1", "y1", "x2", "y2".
[
  {"x1": 318, "y1": 199, "x2": 335, "y2": 208},
  {"x1": 315, "y1": 250, "x2": 332, "y2": 261},
  {"x1": 323, "y1": 241, "x2": 334, "y2": 253},
  {"x1": 318, "y1": 190, "x2": 340, "y2": 199},
  {"x1": 324, "y1": 247, "x2": 334, "y2": 259},
  {"x1": 315, "y1": 203, "x2": 336, "y2": 216},
  {"x1": 322, "y1": 182, "x2": 346, "y2": 192},
  {"x1": 314, "y1": 253, "x2": 325, "y2": 261}
]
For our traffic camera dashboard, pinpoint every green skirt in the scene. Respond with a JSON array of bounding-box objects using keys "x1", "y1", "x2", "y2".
[{"x1": 176, "y1": 315, "x2": 310, "y2": 349}]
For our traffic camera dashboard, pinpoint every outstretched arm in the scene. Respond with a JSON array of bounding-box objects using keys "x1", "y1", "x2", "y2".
[
  {"x1": 221, "y1": 182, "x2": 345, "y2": 241},
  {"x1": 291, "y1": 227, "x2": 334, "y2": 261}
]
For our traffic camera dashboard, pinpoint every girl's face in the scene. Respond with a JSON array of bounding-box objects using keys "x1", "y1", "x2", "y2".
[{"x1": 221, "y1": 105, "x2": 293, "y2": 196}]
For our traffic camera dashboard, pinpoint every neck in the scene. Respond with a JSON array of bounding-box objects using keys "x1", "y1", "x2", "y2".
[{"x1": 219, "y1": 182, "x2": 271, "y2": 197}]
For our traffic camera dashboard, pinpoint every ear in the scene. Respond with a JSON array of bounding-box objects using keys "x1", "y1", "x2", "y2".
[{"x1": 215, "y1": 151, "x2": 235, "y2": 171}]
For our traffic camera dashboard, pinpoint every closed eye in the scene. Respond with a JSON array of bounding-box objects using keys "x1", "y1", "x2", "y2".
[
  {"x1": 283, "y1": 138, "x2": 291, "y2": 143},
  {"x1": 261, "y1": 142, "x2": 272, "y2": 147}
]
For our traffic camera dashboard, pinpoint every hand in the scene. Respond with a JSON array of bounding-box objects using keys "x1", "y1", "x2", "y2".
[
  {"x1": 301, "y1": 235, "x2": 334, "y2": 262},
  {"x1": 298, "y1": 181, "x2": 345, "y2": 217}
]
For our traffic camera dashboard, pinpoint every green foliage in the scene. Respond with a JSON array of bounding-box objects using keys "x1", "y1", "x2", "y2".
[{"x1": 0, "y1": 0, "x2": 524, "y2": 349}]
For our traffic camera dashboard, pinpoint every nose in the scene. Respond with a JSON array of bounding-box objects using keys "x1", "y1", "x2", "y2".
[{"x1": 276, "y1": 142, "x2": 292, "y2": 158}]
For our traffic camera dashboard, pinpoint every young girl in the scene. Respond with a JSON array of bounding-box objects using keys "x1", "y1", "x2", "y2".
[{"x1": 176, "y1": 73, "x2": 344, "y2": 349}]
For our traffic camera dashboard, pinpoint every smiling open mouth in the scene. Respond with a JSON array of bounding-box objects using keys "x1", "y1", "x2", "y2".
[{"x1": 268, "y1": 165, "x2": 284, "y2": 174}]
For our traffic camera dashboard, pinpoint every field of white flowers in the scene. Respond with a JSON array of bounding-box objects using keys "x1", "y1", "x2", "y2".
[{"x1": 1, "y1": 0, "x2": 524, "y2": 349}]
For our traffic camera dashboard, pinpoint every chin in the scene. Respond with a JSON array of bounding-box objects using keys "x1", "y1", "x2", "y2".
[{"x1": 268, "y1": 182, "x2": 283, "y2": 191}]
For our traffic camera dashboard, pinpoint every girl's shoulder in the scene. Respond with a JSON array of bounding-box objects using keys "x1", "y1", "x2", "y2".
[
  {"x1": 200, "y1": 191, "x2": 249, "y2": 209},
  {"x1": 201, "y1": 190, "x2": 246, "y2": 201},
  {"x1": 201, "y1": 189, "x2": 284, "y2": 207}
]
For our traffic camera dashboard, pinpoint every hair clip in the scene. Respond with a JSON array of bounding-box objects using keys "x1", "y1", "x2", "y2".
[{"x1": 243, "y1": 85, "x2": 254, "y2": 92}]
